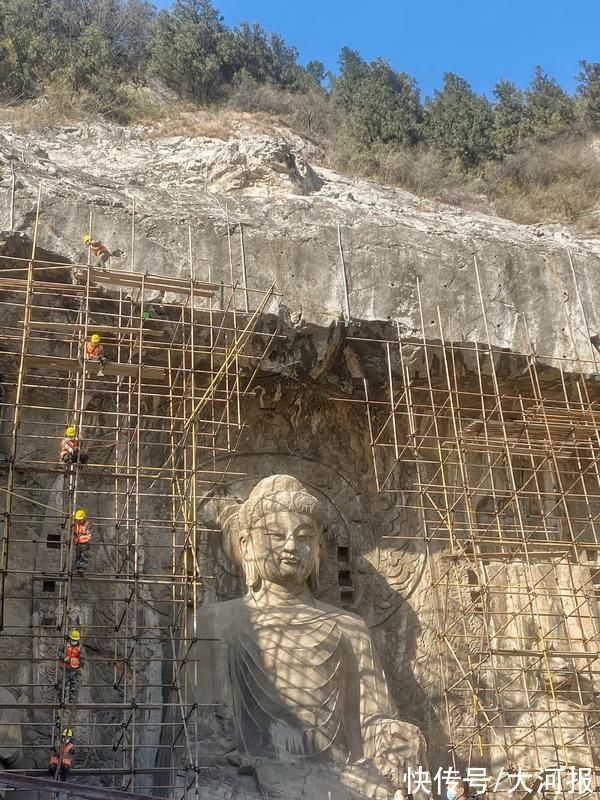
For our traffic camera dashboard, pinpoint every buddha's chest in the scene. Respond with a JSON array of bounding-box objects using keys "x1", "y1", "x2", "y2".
[{"x1": 235, "y1": 608, "x2": 348, "y2": 723}]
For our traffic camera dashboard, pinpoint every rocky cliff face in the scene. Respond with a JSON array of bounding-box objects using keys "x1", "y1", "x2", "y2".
[
  {"x1": 2, "y1": 118, "x2": 600, "y2": 362},
  {"x1": 1, "y1": 118, "x2": 600, "y2": 799}
]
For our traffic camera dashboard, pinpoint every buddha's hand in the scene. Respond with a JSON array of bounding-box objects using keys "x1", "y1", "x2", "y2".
[{"x1": 370, "y1": 719, "x2": 427, "y2": 779}]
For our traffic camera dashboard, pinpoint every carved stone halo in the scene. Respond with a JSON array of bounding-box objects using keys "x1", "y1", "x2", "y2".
[{"x1": 219, "y1": 500, "x2": 243, "y2": 568}]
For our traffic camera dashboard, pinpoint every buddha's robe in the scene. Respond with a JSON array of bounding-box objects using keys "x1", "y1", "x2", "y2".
[{"x1": 189, "y1": 596, "x2": 422, "y2": 766}]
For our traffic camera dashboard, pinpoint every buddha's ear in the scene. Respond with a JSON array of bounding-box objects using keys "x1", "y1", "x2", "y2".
[
  {"x1": 308, "y1": 537, "x2": 322, "y2": 592},
  {"x1": 240, "y1": 529, "x2": 260, "y2": 591}
]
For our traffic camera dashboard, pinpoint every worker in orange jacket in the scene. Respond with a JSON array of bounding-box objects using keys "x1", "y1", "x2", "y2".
[
  {"x1": 48, "y1": 728, "x2": 75, "y2": 781},
  {"x1": 60, "y1": 426, "x2": 88, "y2": 465},
  {"x1": 84, "y1": 333, "x2": 107, "y2": 377},
  {"x1": 72, "y1": 509, "x2": 92, "y2": 572},
  {"x1": 56, "y1": 630, "x2": 85, "y2": 705},
  {"x1": 83, "y1": 234, "x2": 111, "y2": 270}
]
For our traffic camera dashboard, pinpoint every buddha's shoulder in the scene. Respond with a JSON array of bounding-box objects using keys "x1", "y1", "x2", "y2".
[
  {"x1": 195, "y1": 597, "x2": 372, "y2": 637},
  {"x1": 313, "y1": 600, "x2": 371, "y2": 634}
]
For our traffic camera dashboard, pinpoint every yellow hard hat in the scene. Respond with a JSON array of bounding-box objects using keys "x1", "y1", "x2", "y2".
[
  {"x1": 83, "y1": 234, "x2": 91, "y2": 244},
  {"x1": 69, "y1": 629, "x2": 80, "y2": 641},
  {"x1": 65, "y1": 426, "x2": 76, "y2": 437},
  {"x1": 74, "y1": 509, "x2": 86, "y2": 521},
  {"x1": 90, "y1": 333, "x2": 101, "y2": 344},
  {"x1": 62, "y1": 728, "x2": 73, "y2": 738}
]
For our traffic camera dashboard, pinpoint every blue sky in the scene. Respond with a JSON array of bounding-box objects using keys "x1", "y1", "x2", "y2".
[{"x1": 155, "y1": 0, "x2": 600, "y2": 99}]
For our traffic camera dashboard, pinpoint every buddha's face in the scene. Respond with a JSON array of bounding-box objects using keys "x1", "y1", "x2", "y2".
[{"x1": 245, "y1": 507, "x2": 321, "y2": 587}]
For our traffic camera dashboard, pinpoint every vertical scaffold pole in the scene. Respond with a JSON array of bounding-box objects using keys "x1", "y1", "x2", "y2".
[{"x1": 9, "y1": 163, "x2": 15, "y2": 231}]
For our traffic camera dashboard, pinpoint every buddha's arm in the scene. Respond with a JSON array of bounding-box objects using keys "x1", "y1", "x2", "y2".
[
  {"x1": 352, "y1": 623, "x2": 395, "y2": 739},
  {"x1": 352, "y1": 620, "x2": 427, "y2": 771}
]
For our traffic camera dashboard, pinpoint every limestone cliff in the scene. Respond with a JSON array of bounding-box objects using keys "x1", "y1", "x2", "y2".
[
  {"x1": 1, "y1": 119, "x2": 600, "y2": 363},
  {"x1": 1, "y1": 119, "x2": 600, "y2": 799}
]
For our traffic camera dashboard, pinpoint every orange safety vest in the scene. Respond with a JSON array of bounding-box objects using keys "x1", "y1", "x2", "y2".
[
  {"x1": 72, "y1": 521, "x2": 91, "y2": 544},
  {"x1": 85, "y1": 341, "x2": 103, "y2": 359},
  {"x1": 90, "y1": 241, "x2": 109, "y2": 258},
  {"x1": 49, "y1": 742, "x2": 74, "y2": 767},
  {"x1": 61, "y1": 437, "x2": 78, "y2": 456},
  {"x1": 60, "y1": 643, "x2": 82, "y2": 669}
]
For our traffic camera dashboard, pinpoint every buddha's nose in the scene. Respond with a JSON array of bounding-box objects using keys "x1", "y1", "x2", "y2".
[{"x1": 282, "y1": 532, "x2": 298, "y2": 552}]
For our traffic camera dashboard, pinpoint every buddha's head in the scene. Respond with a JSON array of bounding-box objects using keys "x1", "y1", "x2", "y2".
[{"x1": 232, "y1": 475, "x2": 324, "y2": 592}]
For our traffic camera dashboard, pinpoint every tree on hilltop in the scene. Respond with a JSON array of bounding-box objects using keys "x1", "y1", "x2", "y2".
[
  {"x1": 224, "y1": 21, "x2": 303, "y2": 88},
  {"x1": 150, "y1": 0, "x2": 228, "y2": 103},
  {"x1": 577, "y1": 60, "x2": 600, "y2": 130},
  {"x1": 0, "y1": 0, "x2": 154, "y2": 104},
  {"x1": 348, "y1": 60, "x2": 422, "y2": 149},
  {"x1": 492, "y1": 79, "x2": 526, "y2": 156},
  {"x1": 425, "y1": 72, "x2": 494, "y2": 168},
  {"x1": 331, "y1": 48, "x2": 370, "y2": 111},
  {"x1": 524, "y1": 65, "x2": 575, "y2": 141},
  {"x1": 306, "y1": 60, "x2": 326, "y2": 86},
  {"x1": 332, "y1": 49, "x2": 422, "y2": 150}
]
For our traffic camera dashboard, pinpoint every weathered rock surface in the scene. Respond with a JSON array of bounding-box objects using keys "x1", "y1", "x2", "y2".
[
  {"x1": 0, "y1": 119, "x2": 599, "y2": 365},
  {"x1": 205, "y1": 136, "x2": 323, "y2": 194}
]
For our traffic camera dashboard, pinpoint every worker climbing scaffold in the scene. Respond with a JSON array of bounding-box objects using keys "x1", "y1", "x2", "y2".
[
  {"x1": 48, "y1": 728, "x2": 74, "y2": 781},
  {"x1": 71, "y1": 509, "x2": 92, "y2": 572},
  {"x1": 59, "y1": 426, "x2": 88, "y2": 466},
  {"x1": 56, "y1": 630, "x2": 84, "y2": 705},
  {"x1": 82, "y1": 333, "x2": 107, "y2": 377}
]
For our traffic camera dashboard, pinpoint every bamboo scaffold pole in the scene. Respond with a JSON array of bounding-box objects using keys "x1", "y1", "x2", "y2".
[
  {"x1": 187, "y1": 228, "x2": 201, "y2": 794},
  {"x1": 9, "y1": 163, "x2": 15, "y2": 231},
  {"x1": 127, "y1": 271, "x2": 145, "y2": 791},
  {"x1": 183, "y1": 283, "x2": 274, "y2": 432}
]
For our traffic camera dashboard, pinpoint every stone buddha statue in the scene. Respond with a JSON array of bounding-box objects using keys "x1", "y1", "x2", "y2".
[{"x1": 189, "y1": 475, "x2": 426, "y2": 795}]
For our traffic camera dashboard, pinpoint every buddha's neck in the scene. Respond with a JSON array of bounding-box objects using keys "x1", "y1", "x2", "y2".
[{"x1": 249, "y1": 581, "x2": 314, "y2": 607}]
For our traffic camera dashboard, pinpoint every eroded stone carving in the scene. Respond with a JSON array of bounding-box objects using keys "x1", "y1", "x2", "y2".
[{"x1": 189, "y1": 475, "x2": 426, "y2": 797}]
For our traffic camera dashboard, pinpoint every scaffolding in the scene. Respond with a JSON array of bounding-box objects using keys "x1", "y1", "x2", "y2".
[
  {"x1": 357, "y1": 257, "x2": 600, "y2": 796},
  {"x1": 0, "y1": 194, "x2": 277, "y2": 797},
  {"x1": 3, "y1": 186, "x2": 600, "y2": 800}
]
